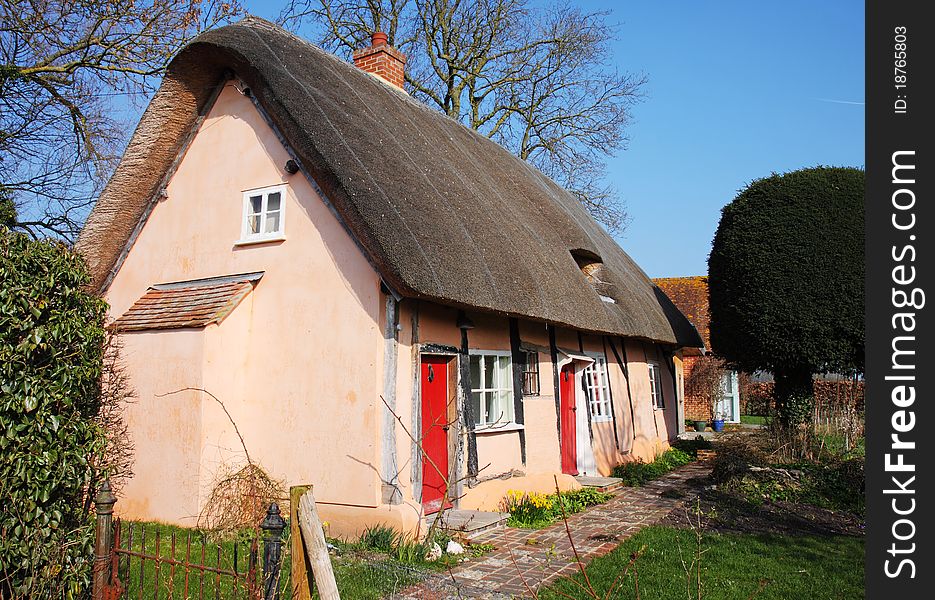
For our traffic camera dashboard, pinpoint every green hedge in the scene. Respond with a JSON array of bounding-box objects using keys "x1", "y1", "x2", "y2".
[{"x1": 0, "y1": 229, "x2": 108, "y2": 598}]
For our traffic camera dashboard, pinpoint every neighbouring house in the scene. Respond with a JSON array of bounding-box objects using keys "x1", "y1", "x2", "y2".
[
  {"x1": 77, "y1": 18, "x2": 702, "y2": 538},
  {"x1": 652, "y1": 276, "x2": 740, "y2": 423}
]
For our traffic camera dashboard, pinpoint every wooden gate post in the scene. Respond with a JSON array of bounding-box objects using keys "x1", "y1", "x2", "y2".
[
  {"x1": 289, "y1": 486, "x2": 314, "y2": 600},
  {"x1": 297, "y1": 489, "x2": 340, "y2": 600},
  {"x1": 92, "y1": 480, "x2": 117, "y2": 600}
]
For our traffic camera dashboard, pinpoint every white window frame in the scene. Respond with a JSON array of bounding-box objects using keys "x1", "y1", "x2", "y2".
[
  {"x1": 238, "y1": 184, "x2": 287, "y2": 244},
  {"x1": 648, "y1": 361, "x2": 665, "y2": 410},
  {"x1": 582, "y1": 354, "x2": 613, "y2": 422},
  {"x1": 468, "y1": 350, "x2": 515, "y2": 429}
]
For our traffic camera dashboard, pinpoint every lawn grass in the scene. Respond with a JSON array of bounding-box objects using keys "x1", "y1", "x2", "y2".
[
  {"x1": 538, "y1": 525, "x2": 864, "y2": 600},
  {"x1": 116, "y1": 521, "x2": 279, "y2": 598},
  {"x1": 116, "y1": 521, "x2": 439, "y2": 600},
  {"x1": 740, "y1": 414, "x2": 768, "y2": 425}
]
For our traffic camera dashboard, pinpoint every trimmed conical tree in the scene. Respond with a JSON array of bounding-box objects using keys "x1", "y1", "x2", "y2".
[{"x1": 708, "y1": 166, "x2": 864, "y2": 427}]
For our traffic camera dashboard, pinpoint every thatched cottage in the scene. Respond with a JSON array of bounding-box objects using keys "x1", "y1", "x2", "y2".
[{"x1": 77, "y1": 18, "x2": 702, "y2": 537}]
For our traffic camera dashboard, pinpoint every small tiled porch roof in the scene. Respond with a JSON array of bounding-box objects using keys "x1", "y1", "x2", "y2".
[{"x1": 115, "y1": 272, "x2": 262, "y2": 331}]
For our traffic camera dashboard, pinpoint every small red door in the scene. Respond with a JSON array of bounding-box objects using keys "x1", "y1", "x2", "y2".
[
  {"x1": 559, "y1": 363, "x2": 578, "y2": 475},
  {"x1": 421, "y1": 356, "x2": 450, "y2": 513}
]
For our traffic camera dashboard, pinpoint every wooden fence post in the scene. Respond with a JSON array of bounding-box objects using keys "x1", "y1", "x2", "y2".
[
  {"x1": 92, "y1": 480, "x2": 117, "y2": 600},
  {"x1": 289, "y1": 486, "x2": 314, "y2": 600},
  {"x1": 297, "y1": 488, "x2": 340, "y2": 600}
]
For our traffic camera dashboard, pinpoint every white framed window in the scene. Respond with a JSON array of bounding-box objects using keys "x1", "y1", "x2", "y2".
[
  {"x1": 648, "y1": 361, "x2": 664, "y2": 409},
  {"x1": 583, "y1": 356, "x2": 613, "y2": 422},
  {"x1": 469, "y1": 351, "x2": 514, "y2": 427},
  {"x1": 240, "y1": 185, "x2": 286, "y2": 243}
]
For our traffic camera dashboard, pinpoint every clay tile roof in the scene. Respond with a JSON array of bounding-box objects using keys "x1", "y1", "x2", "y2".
[
  {"x1": 652, "y1": 276, "x2": 709, "y2": 350},
  {"x1": 115, "y1": 273, "x2": 262, "y2": 332},
  {"x1": 77, "y1": 17, "x2": 703, "y2": 349}
]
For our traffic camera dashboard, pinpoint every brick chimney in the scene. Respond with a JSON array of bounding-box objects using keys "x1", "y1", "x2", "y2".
[{"x1": 352, "y1": 31, "x2": 407, "y2": 90}]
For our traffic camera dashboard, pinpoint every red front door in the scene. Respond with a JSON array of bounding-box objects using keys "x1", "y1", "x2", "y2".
[
  {"x1": 421, "y1": 356, "x2": 450, "y2": 513},
  {"x1": 560, "y1": 363, "x2": 578, "y2": 475}
]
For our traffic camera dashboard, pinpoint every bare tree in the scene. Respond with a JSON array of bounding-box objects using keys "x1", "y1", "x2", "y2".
[
  {"x1": 280, "y1": 0, "x2": 644, "y2": 233},
  {"x1": 0, "y1": 0, "x2": 243, "y2": 240}
]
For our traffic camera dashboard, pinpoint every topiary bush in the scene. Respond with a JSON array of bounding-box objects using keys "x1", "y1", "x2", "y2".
[
  {"x1": 0, "y1": 229, "x2": 108, "y2": 598},
  {"x1": 708, "y1": 166, "x2": 864, "y2": 427}
]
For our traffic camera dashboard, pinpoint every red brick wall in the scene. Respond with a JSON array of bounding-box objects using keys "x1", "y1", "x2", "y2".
[{"x1": 682, "y1": 355, "x2": 714, "y2": 420}]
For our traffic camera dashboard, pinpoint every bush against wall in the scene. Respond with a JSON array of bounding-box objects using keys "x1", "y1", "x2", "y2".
[
  {"x1": 0, "y1": 229, "x2": 108, "y2": 598},
  {"x1": 683, "y1": 355, "x2": 726, "y2": 420}
]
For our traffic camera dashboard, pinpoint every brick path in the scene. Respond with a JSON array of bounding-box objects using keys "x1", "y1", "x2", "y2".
[{"x1": 394, "y1": 460, "x2": 712, "y2": 599}]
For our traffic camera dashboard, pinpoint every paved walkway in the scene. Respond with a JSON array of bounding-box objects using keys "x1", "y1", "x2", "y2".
[{"x1": 395, "y1": 460, "x2": 712, "y2": 599}]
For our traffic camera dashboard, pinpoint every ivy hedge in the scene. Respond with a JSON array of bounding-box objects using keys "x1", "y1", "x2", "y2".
[{"x1": 0, "y1": 229, "x2": 108, "y2": 598}]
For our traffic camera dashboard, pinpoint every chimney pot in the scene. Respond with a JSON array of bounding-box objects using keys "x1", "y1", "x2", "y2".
[{"x1": 353, "y1": 31, "x2": 407, "y2": 90}]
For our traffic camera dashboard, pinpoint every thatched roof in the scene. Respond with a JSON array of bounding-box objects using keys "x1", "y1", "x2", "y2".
[{"x1": 77, "y1": 18, "x2": 702, "y2": 347}]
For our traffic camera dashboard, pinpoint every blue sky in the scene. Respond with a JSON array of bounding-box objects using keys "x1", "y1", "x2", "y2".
[{"x1": 243, "y1": 0, "x2": 864, "y2": 277}]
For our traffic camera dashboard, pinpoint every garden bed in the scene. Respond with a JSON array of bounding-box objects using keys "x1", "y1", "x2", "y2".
[
  {"x1": 501, "y1": 487, "x2": 612, "y2": 529},
  {"x1": 611, "y1": 438, "x2": 712, "y2": 486}
]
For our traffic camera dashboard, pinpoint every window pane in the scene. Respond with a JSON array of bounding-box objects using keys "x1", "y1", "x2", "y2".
[
  {"x1": 497, "y1": 356, "x2": 511, "y2": 391},
  {"x1": 485, "y1": 392, "x2": 497, "y2": 424},
  {"x1": 266, "y1": 192, "x2": 282, "y2": 212},
  {"x1": 249, "y1": 195, "x2": 263, "y2": 214},
  {"x1": 247, "y1": 214, "x2": 261, "y2": 234},
  {"x1": 484, "y1": 356, "x2": 495, "y2": 389},
  {"x1": 499, "y1": 390, "x2": 514, "y2": 422},
  {"x1": 471, "y1": 392, "x2": 482, "y2": 424},
  {"x1": 264, "y1": 211, "x2": 281, "y2": 233},
  {"x1": 470, "y1": 356, "x2": 481, "y2": 390}
]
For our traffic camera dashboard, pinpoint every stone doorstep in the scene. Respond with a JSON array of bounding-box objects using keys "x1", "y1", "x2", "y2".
[
  {"x1": 426, "y1": 509, "x2": 511, "y2": 540},
  {"x1": 574, "y1": 475, "x2": 624, "y2": 494}
]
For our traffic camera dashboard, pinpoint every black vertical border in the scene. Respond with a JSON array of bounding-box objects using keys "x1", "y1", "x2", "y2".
[{"x1": 866, "y1": 1, "x2": 933, "y2": 595}]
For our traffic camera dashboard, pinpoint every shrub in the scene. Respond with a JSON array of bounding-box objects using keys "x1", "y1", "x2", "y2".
[
  {"x1": 612, "y1": 448, "x2": 694, "y2": 486},
  {"x1": 671, "y1": 437, "x2": 713, "y2": 458},
  {"x1": 0, "y1": 229, "x2": 108, "y2": 598},
  {"x1": 708, "y1": 167, "x2": 864, "y2": 427}
]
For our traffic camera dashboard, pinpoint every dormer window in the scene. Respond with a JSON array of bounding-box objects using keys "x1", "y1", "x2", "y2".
[
  {"x1": 571, "y1": 249, "x2": 617, "y2": 303},
  {"x1": 239, "y1": 185, "x2": 286, "y2": 244},
  {"x1": 570, "y1": 249, "x2": 604, "y2": 283}
]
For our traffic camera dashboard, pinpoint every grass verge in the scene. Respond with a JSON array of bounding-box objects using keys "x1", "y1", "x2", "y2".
[{"x1": 537, "y1": 525, "x2": 864, "y2": 600}]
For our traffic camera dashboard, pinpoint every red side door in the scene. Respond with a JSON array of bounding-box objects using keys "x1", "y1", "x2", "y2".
[
  {"x1": 559, "y1": 363, "x2": 578, "y2": 475},
  {"x1": 421, "y1": 356, "x2": 450, "y2": 513}
]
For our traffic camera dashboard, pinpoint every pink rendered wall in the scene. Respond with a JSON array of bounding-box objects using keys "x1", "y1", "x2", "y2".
[
  {"x1": 107, "y1": 83, "x2": 386, "y2": 524},
  {"x1": 118, "y1": 329, "x2": 205, "y2": 524}
]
